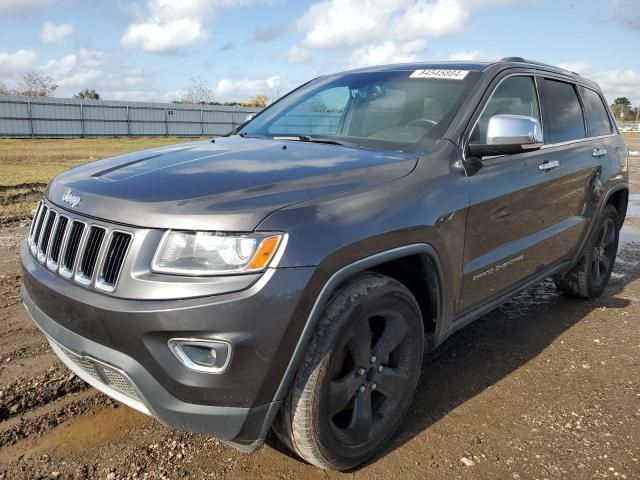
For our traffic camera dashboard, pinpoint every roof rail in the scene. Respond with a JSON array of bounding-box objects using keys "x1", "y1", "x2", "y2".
[{"x1": 498, "y1": 57, "x2": 578, "y2": 75}]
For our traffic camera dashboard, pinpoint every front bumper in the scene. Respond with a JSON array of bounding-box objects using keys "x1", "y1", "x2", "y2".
[{"x1": 21, "y1": 240, "x2": 317, "y2": 448}]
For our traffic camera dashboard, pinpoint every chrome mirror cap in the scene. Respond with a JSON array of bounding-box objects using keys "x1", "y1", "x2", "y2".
[{"x1": 486, "y1": 114, "x2": 543, "y2": 147}]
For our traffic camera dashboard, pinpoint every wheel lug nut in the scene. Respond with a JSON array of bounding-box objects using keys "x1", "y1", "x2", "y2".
[
  {"x1": 357, "y1": 367, "x2": 366, "y2": 376},
  {"x1": 371, "y1": 383, "x2": 377, "y2": 391},
  {"x1": 358, "y1": 385, "x2": 366, "y2": 393},
  {"x1": 377, "y1": 365, "x2": 383, "y2": 372},
  {"x1": 370, "y1": 355, "x2": 377, "y2": 363}
]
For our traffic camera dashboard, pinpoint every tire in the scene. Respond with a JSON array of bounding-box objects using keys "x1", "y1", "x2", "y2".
[
  {"x1": 273, "y1": 272, "x2": 424, "y2": 470},
  {"x1": 559, "y1": 204, "x2": 620, "y2": 299}
]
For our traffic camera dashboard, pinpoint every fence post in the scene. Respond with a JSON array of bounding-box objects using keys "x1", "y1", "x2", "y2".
[
  {"x1": 27, "y1": 97, "x2": 34, "y2": 138},
  {"x1": 201, "y1": 108, "x2": 204, "y2": 137},
  {"x1": 165, "y1": 107, "x2": 169, "y2": 137},
  {"x1": 126, "y1": 105, "x2": 130, "y2": 136},
  {"x1": 80, "y1": 102, "x2": 85, "y2": 138}
]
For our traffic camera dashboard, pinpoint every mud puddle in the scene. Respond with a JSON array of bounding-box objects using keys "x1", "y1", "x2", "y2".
[{"x1": 0, "y1": 404, "x2": 150, "y2": 464}]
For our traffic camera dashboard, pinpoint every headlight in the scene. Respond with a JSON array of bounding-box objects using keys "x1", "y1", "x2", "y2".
[{"x1": 151, "y1": 231, "x2": 284, "y2": 276}]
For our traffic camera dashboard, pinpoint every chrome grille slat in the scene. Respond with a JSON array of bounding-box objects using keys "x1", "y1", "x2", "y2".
[
  {"x1": 31, "y1": 205, "x2": 48, "y2": 254},
  {"x1": 48, "y1": 216, "x2": 69, "y2": 268},
  {"x1": 60, "y1": 221, "x2": 85, "y2": 277},
  {"x1": 98, "y1": 231, "x2": 132, "y2": 290},
  {"x1": 37, "y1": 210, "x2": 57, "y2": 262},
  {"x1": 28, "y1": 201, "x2": 43, "y2": 241},
  {"x1": 78, "y1": 226, "x2": 106, "y2": 280},
  {"x1": 27, "y1": 201, "x2": 132, "y2": 292}
]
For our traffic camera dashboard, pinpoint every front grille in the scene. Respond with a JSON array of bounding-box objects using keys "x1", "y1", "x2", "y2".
[{"x1": 28, "y1": 201, "x2": 132, "y2": 292}]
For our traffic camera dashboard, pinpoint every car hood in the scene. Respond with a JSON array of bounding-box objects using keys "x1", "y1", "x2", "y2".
[{"x1": 46, "y1": 136, "x2": 417, "y2": 231}]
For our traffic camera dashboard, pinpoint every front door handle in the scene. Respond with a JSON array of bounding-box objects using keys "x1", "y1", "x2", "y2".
[
  {"x1": 538, "y1": 160, "x2": 560, "y2": 171},
  {"x1": 592, "y1": 148, "x2": 608, "y2": 157}
]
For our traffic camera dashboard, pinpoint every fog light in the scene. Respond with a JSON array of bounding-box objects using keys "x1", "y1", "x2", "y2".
[{"x1": 167, "y1": 338, "x2": 232, "y2": 374}]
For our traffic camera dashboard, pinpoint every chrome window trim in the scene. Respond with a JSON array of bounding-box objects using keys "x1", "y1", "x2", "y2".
[{"x1": 95, "y1": 229, "x2": 134, "y2": 293}]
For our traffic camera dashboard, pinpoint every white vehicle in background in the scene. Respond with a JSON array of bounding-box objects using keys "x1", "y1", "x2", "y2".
[{"x1": 620, "y1": 124, "x2": 634, "y2": 132}]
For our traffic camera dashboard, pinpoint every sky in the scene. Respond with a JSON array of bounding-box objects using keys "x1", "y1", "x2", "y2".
[{"x1": 0, "y1": 0, "x2": 639, "y2": 104}]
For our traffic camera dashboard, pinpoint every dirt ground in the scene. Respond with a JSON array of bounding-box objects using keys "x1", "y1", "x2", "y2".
[{"x1": 0, "y1": 143, "x2": 639, "y2": 479}]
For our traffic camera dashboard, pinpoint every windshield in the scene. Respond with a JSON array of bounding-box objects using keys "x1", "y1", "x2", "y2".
[{"x1": 240, "y1": 69, "x2": 480, "y2": 151}]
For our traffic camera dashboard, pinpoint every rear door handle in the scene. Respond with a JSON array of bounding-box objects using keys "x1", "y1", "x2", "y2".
[
  {"x1": 592, "y1": 148, "x2": 608, "y2": 157},
  {"x1": 538, "y1": 160, "x2": 560, "y2": 171}
]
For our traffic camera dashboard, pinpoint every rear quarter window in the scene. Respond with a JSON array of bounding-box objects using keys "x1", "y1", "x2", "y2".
[
  {"x1": 579, "y1": 86, "x2": 613, "y2": 137},
  {"x1": 541, "y1": 79, "x2": 586, "y2": 144}
]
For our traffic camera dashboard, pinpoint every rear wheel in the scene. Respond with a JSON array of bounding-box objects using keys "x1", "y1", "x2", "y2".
[
  {"x1": 559, "y1": 204, "x2": 620, "y2": 298},
  {"x1": 273, "y1": 273, "x2": 424, "y2": 470}
]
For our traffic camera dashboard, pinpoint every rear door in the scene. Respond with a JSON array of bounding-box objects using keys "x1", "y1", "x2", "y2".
[
  {"x1": 458, "y1": 74, "x2": 560, "y2": 312},
  {"x1": 538, "y1": 78, "x2": 612, "y2": 261}
]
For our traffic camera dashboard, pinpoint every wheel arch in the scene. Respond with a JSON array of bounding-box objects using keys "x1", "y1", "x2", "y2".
[{"x1": 272, "y1": 243, "x2": 445, "y2": 405}]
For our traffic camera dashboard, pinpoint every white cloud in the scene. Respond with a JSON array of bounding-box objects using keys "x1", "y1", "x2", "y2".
[
  {"x1": 39, "y1": 48, "x2": 156, "y2": 100},
  {"x1": 0, "y1": 49, "x2": 39, "y2": 76},
  {"x1": 557, "y1": 61, "x2": 640, "y2": 105},
  {"x1": 122, "y1": 18, "x2": 209, "y2": 53},
  {"x1": 297, "y1": 0, "x2": 531, "y2": 50},
  {"x1": 121, "y1": 0, "x2": 269, "y2": 54},
  {"x1": 213, "y1": 76, "x2": 282, "y2": 101},
  {"x1": 348, "y1": 39, "x2": 427, "y2": 68},
  {"x1": 449, "y1": 50, "x2": 501, "y2": 61},
  {"x1": 40, "y1": 22, "x2": 74, "y2": 44},
  {"x1": 0, "y1": 0, "x2": 49, "y2": 15},
  {"x1": 286, "y1": 45, "x2": 309, "y2": 64}
]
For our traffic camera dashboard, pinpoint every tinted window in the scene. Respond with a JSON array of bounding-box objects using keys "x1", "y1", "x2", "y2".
[
  {"x1": 471, "y1": 76, "x2": 540, "y2": 144},
  {"x1": 579, "y1": 86, "x2": 613, "y2": 137},
  {"x1": 542, "y1": 79, "x2": 585, "y2": 143}
]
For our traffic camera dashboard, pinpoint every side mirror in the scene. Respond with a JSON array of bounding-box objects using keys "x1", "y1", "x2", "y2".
[{"x1": 468, "y1": 114, "x2": 543, "y2": 158}]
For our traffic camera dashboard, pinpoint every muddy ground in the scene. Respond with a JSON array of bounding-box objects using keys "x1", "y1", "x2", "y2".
[{"x1": 1, "y1": 157, "x2": 639, "y2": 479}]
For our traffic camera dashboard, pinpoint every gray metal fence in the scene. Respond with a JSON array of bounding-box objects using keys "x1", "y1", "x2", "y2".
[{"x1": 0, "y1": 94, "x2": 261, "y2": 138}]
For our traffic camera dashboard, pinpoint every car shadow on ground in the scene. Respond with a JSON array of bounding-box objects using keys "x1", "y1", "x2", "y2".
[{"x1": 380, "y1": 238, "x2": 640, "y2": 465}]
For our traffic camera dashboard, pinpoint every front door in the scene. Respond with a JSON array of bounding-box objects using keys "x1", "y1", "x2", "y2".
[{"x1": 458, "y1": 74, "x2": 559, "y2": 312}]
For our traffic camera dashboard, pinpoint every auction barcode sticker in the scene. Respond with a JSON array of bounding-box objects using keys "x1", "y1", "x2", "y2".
[{"x1": 410, "y1": 69, "x2": 469, "y2": 80}]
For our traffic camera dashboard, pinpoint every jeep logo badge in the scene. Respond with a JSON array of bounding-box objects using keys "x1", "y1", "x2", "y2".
[{"x1": 61, "y1": 190, "x2": 81, "y2": 208}]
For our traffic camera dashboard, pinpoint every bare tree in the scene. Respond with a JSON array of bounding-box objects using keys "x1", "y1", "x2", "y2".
[
  {"x1": 181, "y1": 75, "x2": 215, "y2": 104},
  {"x1": 0, "y1": 82, "x2": 9, "y2": 95},
  {"x1": 16, "y1": 72, "x2": 58, "y2": 97}
]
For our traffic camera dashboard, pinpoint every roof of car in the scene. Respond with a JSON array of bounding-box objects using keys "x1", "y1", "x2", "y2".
[{"x1": 339, "y1": 58, "x2": 600, "y2": 89}]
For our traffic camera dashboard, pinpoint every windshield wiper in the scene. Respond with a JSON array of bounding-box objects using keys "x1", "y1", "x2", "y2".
[{"x1": 273, "y1": 135, "x2": 359, "y2": 148}]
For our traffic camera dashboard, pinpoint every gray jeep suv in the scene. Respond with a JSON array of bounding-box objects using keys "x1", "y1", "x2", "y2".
[{"x1": 21, "y1": 58, "x2": 629, "y2": 470}]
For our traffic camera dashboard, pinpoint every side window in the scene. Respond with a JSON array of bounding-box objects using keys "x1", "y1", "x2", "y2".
[
  {"x1": 541, "y1": 79, "x2": 585, "y2": 143},
  {"x1": 471, "y1": 76, "x2": 540, "y2": 144},
  {"x1": 268, "y1": 86, "x2": 349, "y2": 136},
  {"x1": 579, "y1": 86, "x2": 613, "y2": 137}
]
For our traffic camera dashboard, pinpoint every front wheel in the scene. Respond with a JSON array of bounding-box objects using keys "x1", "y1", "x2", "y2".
[
  {"x1": 559, "y1": 204, "x2": 620, "y2": 298},
  {"x1": 273, "y1": 273, "x2": 424, "y2": 470}
]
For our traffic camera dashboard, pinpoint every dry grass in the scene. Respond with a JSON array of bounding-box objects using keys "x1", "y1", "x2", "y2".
[
  {"x1": 0, "y1": 137, "x2": 203, "y2": 224},
  {"x1": 624, "y1": 132, "x2": 640, "y2": 152}
]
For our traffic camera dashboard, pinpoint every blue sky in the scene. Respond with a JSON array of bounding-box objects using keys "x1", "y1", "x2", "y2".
[{"x1": 0, "y1": 0, "x2": 638, "y2": 104}]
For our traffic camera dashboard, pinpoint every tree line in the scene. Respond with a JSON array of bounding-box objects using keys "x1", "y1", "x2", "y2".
[
  {"x1": 0, "y1": 72, "x2": 270, "y2": 108},
  {"x1": 611, "y1": 97, "x2": 640, "y2": 123}
]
